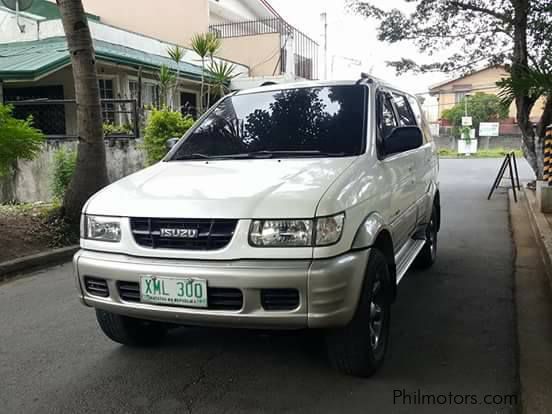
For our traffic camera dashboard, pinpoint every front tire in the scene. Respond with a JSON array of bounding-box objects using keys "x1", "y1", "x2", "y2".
[
  {"x1": 95, "y1": 310, "x2": 167, "y2": 347},
  {"x1": 325, "y1": 249, "x2": 391, "y2": 377}
]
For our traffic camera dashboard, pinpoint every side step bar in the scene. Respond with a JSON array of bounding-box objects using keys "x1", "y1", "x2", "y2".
[{"x1": 395, "y1": 239, "x2": 426, "y2": 284}]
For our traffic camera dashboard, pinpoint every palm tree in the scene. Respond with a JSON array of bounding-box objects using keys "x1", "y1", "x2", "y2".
[
  {"x1": 158, "y1": 65, "x2": 176, "y2": 108},
  {"x1": 57, "y1": 0, "x2": 108, "y2": 225},
  {"x1": 167, "y1": 45, "x2": 184, "y2": 110},
  {"x1": 191, "y1": 34, "x2": 210, "y2": 114},
  {"x1": 205, "y1": 32, "x2": 222, "y2": 110},
  {"x1": 208, "y1": 61, "x2": 239, "y2": 99},
  {"x1": 498, "y1": 65, "x2": 552, "y2": 178}
]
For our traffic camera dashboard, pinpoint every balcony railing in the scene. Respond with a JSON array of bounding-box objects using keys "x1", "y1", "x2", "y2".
[{"x1": 209, "y1": 18, "x2": 319, "y2": 80}]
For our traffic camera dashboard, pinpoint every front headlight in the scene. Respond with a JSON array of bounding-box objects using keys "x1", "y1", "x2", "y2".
[
  {"x1": 249, "y1": 213, "x2": 345, "y2": 247},
  {"x1": 249, "y1": 219, "x2": 313, "y2": 247},
  {"x1": 315, "y1": 213, "x2": 345, "y2": 246},
  {"x1": 84, "y1": 215, "x2": 122, "y2": 242}
]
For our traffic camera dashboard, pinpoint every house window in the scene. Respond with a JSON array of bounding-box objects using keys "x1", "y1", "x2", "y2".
[
  {"x1": 145, "y1": 84, "x2": 160, "y2": 108},
  {"x1": 4, "y1": 85, "x2": 66, "y2": 135},
  {"x1": 99, "y1": 79, "x2": 115, "y2": 124},
  {"x1": 455, "y1": 91, "x2": 468, "y2": 103},
  {"x1": 129, "y1": 80, "x2": 160, "y2": 109},
  {"x1": 129, "y1": 80, "x2": 138, "y2": 101}
]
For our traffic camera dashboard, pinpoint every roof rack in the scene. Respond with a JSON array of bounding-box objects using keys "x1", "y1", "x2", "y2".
[{"x1": 356, "y1": 72, "x2": 375, "y2": 85}]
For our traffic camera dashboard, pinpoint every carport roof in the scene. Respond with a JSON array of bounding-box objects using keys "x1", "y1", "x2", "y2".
[{"x1": 0, "y1": 37, "x2": 206, "y2": 81}]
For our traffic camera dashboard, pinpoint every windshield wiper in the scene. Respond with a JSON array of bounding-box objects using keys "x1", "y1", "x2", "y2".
[
  {"x1": 171, "y1": 153, "x2": 234, "y2": 161},
  {"x1": 249, "y1": 150, "x2": 345, "y2": 157},
  {"x1": 226, "y1": 150, "x2": 347, "y2": 159},
  {"x1": 172, "y1": 150, "x2": 347, "y2": 161}
]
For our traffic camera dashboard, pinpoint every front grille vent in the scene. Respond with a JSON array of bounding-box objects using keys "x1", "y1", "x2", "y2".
[
  {"x1": 261, "y1": 289, "x2": 300, "y2": 311},
  {"x1": 118, "y1": 281, "x2": 140, "y2": 302},
  {"x1": 208, "y1": 288, "x2": 243, "y2": 311},
  {"x1": 130, "y1": 218, "x2": 238, "y2": 251},
  {"x1": 84, "y1": 277, "x2": 109, "y2": 297}
]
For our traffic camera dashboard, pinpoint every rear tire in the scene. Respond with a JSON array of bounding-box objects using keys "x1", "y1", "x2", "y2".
[
  {"x1": 325, "y1": 249, "x2": 391, "y2": 377},
  {"x1": 415, "y1": 204, "x2": 438, "y2": 269},
  {"x1": 95, "y1": 310, "x2": 167, "y2": 347}
]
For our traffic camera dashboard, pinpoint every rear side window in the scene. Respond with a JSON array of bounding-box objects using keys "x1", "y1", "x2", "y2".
[
  {"x1": 391, "y1": 93, "x2": 417, "y2": 126},
  {"x1": 407, "y1": 95, "x2": 433, "y2": 143},
  {"x1": 377, "y1": 93, "x2": 398, "y2": 139}
]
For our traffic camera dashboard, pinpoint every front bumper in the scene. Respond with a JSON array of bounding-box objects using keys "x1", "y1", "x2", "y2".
[{"x1": 73, "y1": 249, "x2": 371, "y2": 329}]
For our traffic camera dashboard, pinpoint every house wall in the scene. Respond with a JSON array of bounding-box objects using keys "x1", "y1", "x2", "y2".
[
  {"x1": 208, "y1": 0, "x2": 269, "y2": 23},
  {"x1": 217, "y1": 33, "x2": 281, "y2": 77},
  {"x1": 0, "y1": 9, "x2": 41, "y2": 43},
  {"x1": 0, "y1": 139, "x2": 146, "y2": 203},
  {"x1": 79, "y1": 0, "x2": 209, "y2": 47},
  {"x1": 432, "y1": 67, "x2": 544, "y2": 122}
]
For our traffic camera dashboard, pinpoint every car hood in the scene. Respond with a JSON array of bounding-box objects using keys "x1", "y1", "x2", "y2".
[{"x1": 85, "y1": 158, "x2": 357, "y2": 218}]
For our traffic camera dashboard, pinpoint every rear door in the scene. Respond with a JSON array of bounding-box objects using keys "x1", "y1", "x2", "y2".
[{"x1": 376, "y1": 91, "x2": 417, "y2": 251}]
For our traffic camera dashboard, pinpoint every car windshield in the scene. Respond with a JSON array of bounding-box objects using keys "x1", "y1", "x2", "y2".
[{"x1": 169, "y1": 85, "x2": 366, "y2": 160}]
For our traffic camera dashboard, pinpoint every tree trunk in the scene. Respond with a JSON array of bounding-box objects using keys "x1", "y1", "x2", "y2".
[
  {"x1": 57, "y1": 0, "x2": 109, "y2": 225},
  {"x1": 512, "y1": 0, "x2": 541, "y2": 178}
]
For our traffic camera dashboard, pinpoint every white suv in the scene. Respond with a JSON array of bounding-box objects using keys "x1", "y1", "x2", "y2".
[{"x1": 74, "y1": 77, "x2": 440, "y2": 377}]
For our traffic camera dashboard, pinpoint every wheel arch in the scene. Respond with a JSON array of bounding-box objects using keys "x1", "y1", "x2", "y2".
[
  {"x1": 371, "y1": 229, "x2": 397, "y2": 301},
  {"x1": 352, "y1": 213, "x2": 397, "y2": 301},
  {"x1": 433, "y1": 189, "x2": 441, "y2": 232}
]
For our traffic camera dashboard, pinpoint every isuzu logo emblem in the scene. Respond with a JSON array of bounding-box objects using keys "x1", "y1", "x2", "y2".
[{"x1": 160, "y1": 228, "x2": 199, "y2": 239}]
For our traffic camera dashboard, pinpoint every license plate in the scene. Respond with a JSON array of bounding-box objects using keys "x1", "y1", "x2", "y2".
[{"x1": 140, "y1": 276, "x2": 208, "y2": 308}]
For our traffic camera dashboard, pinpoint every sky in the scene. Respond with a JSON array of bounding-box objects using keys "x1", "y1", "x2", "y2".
[{"x1": 269, "y1": 0, "x2": 451, "y2": 96}]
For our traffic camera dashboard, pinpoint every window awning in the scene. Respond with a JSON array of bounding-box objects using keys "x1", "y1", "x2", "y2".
[{"x1": 0, "y1": 37, "x2": 207, "y2": 81}]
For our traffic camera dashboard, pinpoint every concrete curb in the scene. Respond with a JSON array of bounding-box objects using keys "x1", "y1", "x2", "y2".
[
  {"x1": 509, "y1": 189, "x2": 552, "y2": 414},
  {"x1": 0, "y1": 245, "x2": 79, "y2": 282},
  {"x1": 521, "y1": 187, "x2": 552, "y2": 289}
]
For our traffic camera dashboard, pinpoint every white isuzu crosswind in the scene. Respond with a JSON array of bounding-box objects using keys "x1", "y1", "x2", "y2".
[{"x1": 74, "y1": 76, "x2": 440, "y2": 377}]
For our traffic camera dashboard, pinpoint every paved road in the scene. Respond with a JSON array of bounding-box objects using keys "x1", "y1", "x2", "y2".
[{"x1": 0, "y1": 159, "x2": 533, "y2": 413}]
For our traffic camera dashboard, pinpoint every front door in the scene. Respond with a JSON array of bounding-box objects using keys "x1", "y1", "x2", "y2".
[{"x1": 376, "y1": 91, "x2": 417, "y2": 251}]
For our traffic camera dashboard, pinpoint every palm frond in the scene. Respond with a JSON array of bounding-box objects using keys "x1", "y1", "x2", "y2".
[
  {"x1": 207, "y1": 61, "x2": 239, "y2": 97},
  {"x1": 497, "y1": 65, "x2": 552, "y2": 107},
  {"x1": 206, "y1": 32, "x2": 222, "y2": 57},
  {"x1": 167, "y1": 45, "x2": 184, "y2": 64},
  {"x1": 191, "y1": 33, "x2": 210, "y2": 59}
]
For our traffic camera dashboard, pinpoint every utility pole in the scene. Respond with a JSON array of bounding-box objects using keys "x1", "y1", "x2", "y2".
[{"x1": 321, "y1": 12, "x2": 328, "y2": 80}]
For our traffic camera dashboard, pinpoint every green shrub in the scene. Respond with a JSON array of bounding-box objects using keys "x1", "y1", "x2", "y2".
[
  {"x1": 0, "y1": 104, "x2": 44, "y2": 175},
  {"x1": 441, "y1": 93, "x2": 509, "y2": 137},
  {"x1": 103, "y1": 122, "x2": 133, "y2": 136},
  {"x1": 143, "y1": 108, "x2": 194, "y2": 165},
  {"x1": 51, "y1": 148, "x2": 77, "y2": 200}
]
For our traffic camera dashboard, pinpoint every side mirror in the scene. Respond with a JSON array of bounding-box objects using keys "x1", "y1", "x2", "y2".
[
  {"x1": 166, "y1": 137, "x2": 180, "y2": 151},
  {"x1": 383, "y1": 126, "x2": 423, "y2": 156}
]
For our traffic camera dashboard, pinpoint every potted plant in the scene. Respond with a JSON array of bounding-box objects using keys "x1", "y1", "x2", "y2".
[{"x1": 457, "y1": 126, "x2": 478, "y2": 155}]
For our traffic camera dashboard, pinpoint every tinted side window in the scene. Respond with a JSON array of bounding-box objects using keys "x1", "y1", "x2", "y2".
[
  {"x1": 392, "y1": 93, "x2": 417, "y2": 126},
  {"x1": 407, "y1": 95, "x2": 433, "y2": 142},
  {"x1": 377, "y1": 93, "x2": 398, "y2": 140}
]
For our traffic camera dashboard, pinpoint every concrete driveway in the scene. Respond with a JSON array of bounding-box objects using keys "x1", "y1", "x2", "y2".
[{"x1": 0, "y1": 159, "x2": 533, "y2": 413}]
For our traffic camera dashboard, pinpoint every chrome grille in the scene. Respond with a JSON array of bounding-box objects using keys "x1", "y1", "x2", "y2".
[{"x1": 130, "y1": 218, "x2": 237, "y2": 250}]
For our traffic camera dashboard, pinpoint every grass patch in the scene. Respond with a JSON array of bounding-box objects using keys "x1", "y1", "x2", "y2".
[
  {"x1": 439, "y1": 148, "x2": 523, "y2": 159},
  {"x1": 0, "y1": 202, "x2": 78, "y2": 262}
]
